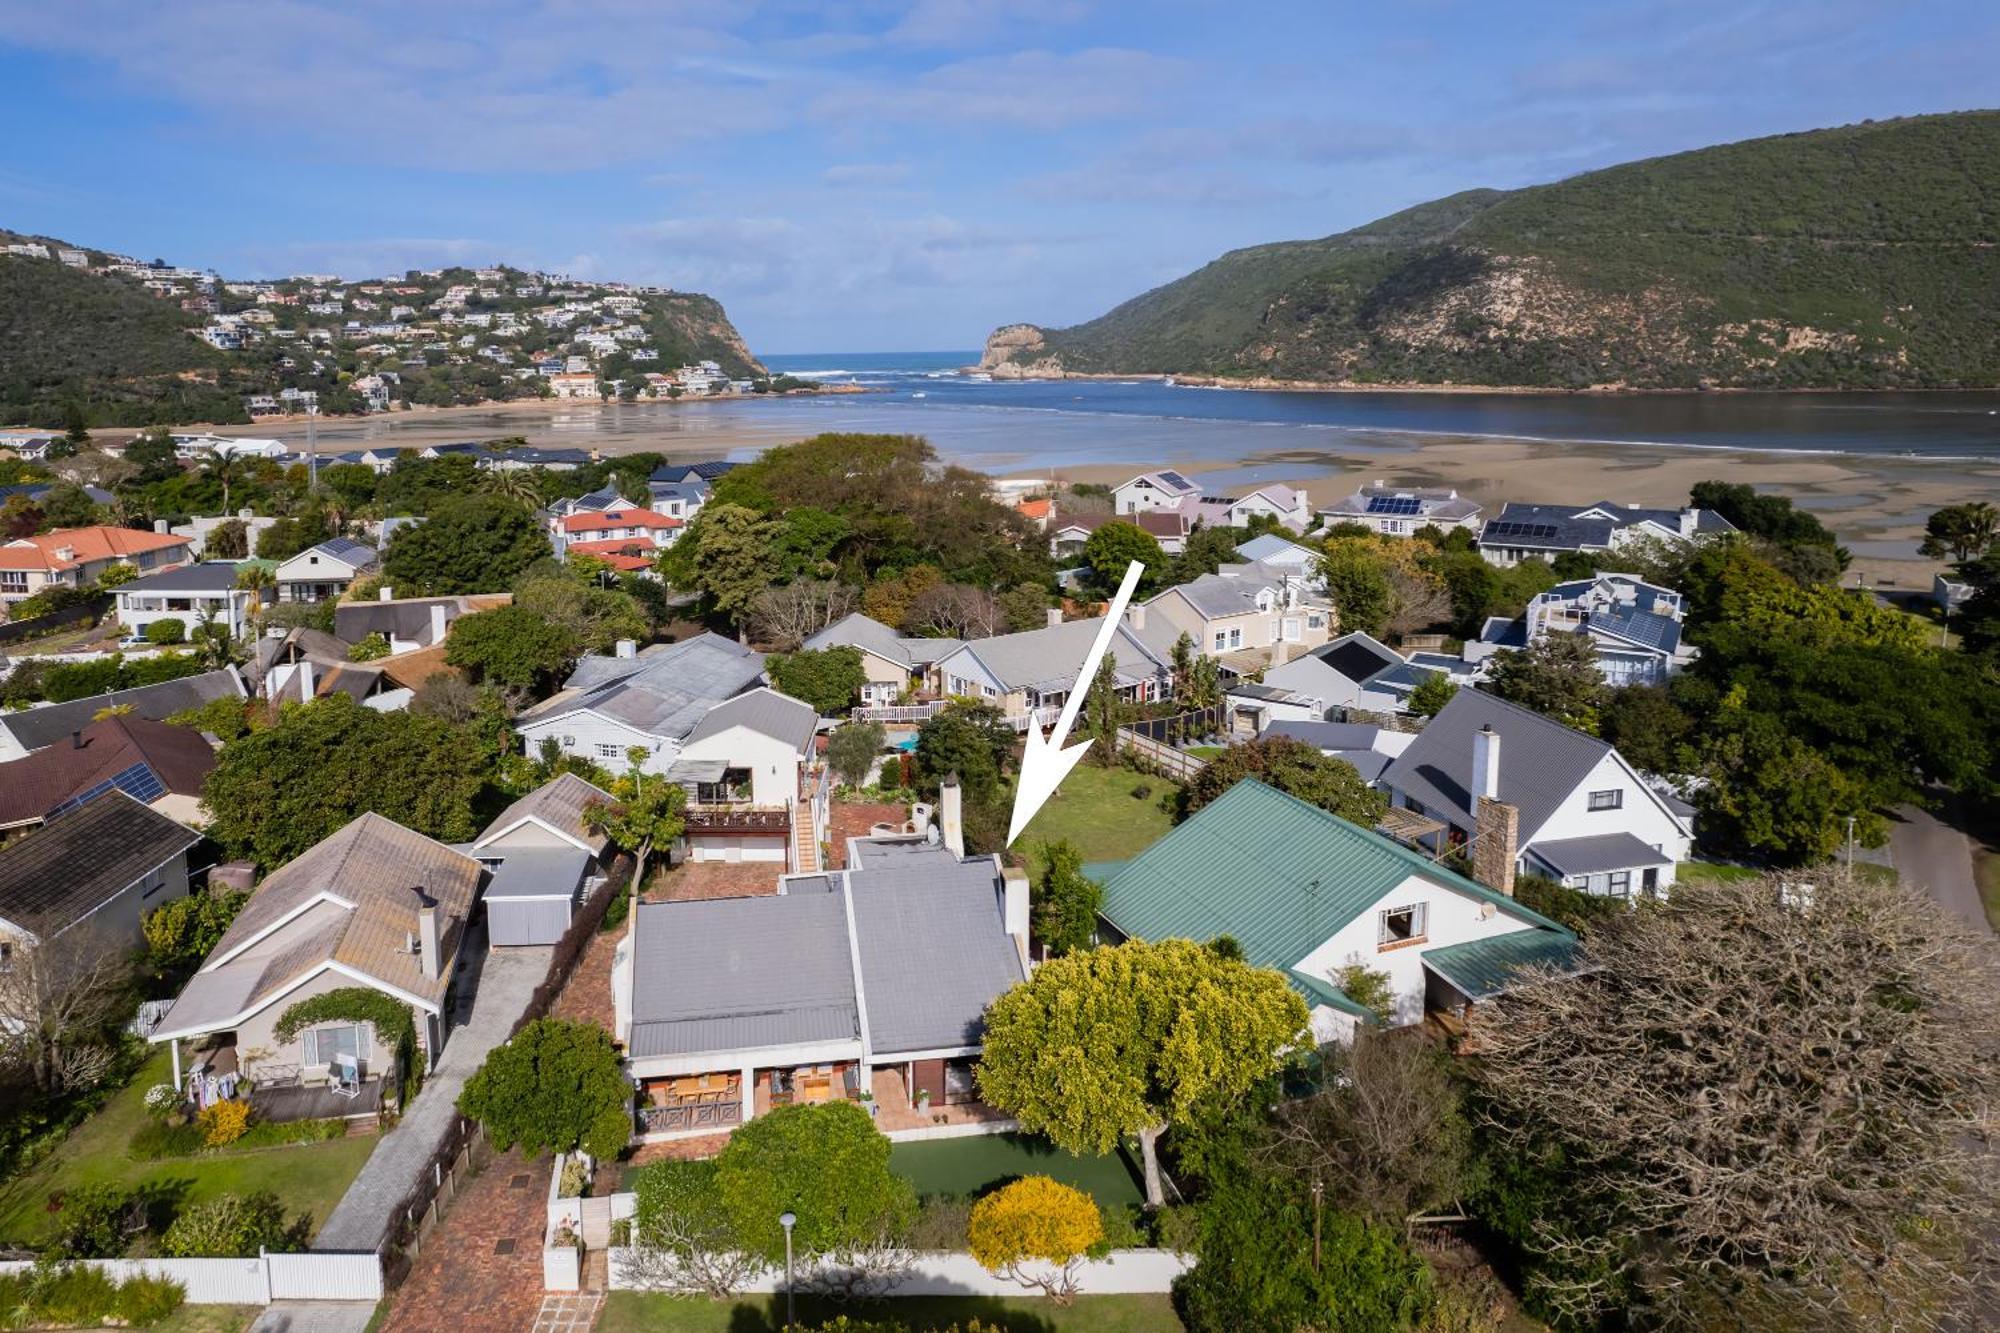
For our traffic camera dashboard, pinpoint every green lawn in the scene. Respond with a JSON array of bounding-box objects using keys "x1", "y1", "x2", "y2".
[
  {"x1": 1012, "y1": 764, "x2": 1179, "y2": 879},
  {"x1": 891, "y1": 1133, "x2": 1144, "y2": 1211},
  {"x1": 1678, "y1": 859, "x2": 1897, "y2": 889},
  {"x1": 600, "y1": 1292, "x2": 1183, "y2": 1332},
  {"x1": 0, "y1": 1048, "x2": 378, "y2": 1246},
  {"x1": 150, "y1": 1307, "x2": 261, "y2": 1333}
]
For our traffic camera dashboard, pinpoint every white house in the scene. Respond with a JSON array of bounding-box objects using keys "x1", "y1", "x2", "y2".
[
  {"x1": 274, "y1": 538, "x2": 379, "y2": 604},
  {"x1": 925, "y1": 610, "x2": 1179, "y2": 728},
  {"x1": 0, "y1": 792, "x2": 201, "y2": 962},
  {"x1": 1112, "y1": 470, "x2": 1203, "y2": 515},
  {"x1": 1378, "y1": 689, "x2": 1694, "y2": 900},
  {"x1": 115, "y1": 562, "x2": 255, "y2": 643},
  {"x1": 1092, "y1": 779, "x2": 1580, "y2": 1038},
  {"x1": 803, "y1": 612, "x2": 961, "y2": 707},
  {"x1": 1318, "y1": 482, "x2": 1482, "y2": 537},
  {"x1": 1462, "y1": 572, "x2": 1695, "y2": 687},
  {"x1": 672, "y1": 688, "x2": 820, "y2": 866},
  {"x1": 1253, "y1": 632, "x2": 1430, "y2": 720},
  {"x1": 1477, "y1": 501, "x2": 1736, "y2": 568},
  {"x1": 513, "y1": 633, "x2": 767, "y2": 776}
]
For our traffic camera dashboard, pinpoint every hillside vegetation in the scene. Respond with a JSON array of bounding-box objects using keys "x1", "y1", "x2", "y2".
[{"x1": 983, "y1": 112, "x2": 2000, "y2": 389}]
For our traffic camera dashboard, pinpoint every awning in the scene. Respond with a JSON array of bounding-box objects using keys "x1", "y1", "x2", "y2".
[
  {"x1": 1422, "y1": 930, "x2": 1584, "y2": 1001},
  {"x1": 1528, "y1": 832, "x2": 1672, "y2": 878},
  {"x1": 1376, "y1": 807, "x2": 1445, "y2": 843}
]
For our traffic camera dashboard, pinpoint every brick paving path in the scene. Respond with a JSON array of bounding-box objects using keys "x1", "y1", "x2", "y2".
[
  {"x1": 378, "y1": 1148, "x2": 551, "y2": 1333},
  {"x1": 549, "y1": 926, "x2": 619, "y2": 1034},
  {"x1": 627, "y1": 1132, "x2": 732, "y2": 1165},
  {"x1": 827, "y1": 801, "x2": 913, "y2": 868},
  {"x1": 645, "y1": 860, "x2": 780, "y2": 901}
]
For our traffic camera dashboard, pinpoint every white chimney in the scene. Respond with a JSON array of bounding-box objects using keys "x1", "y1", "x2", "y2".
[
  {"x1": 1472, "y1": 724, "x2": 1501, "y2": 802},
  {"x1": 940, "y1": 774, "x2": 964, "y2": 858},
  {"x1": 153, "y1": 519, "x2": 170, "y2": 534},
  {"x1": 378, "y1": 585, "x2": 394, "y2": 602},
  {"x1": 237, "y1": 507, "x2": 253, "y2": 520},
  {"x1": 417, "y1": 898, "x2": 440, "y2": 981},
  {"x1": 1127, "y1": 603, "x2": 1147, "y2": 631},
  {"x1": 614, "y1": 638, "x2": 637, "y2": 659},
  {"x1": 298, "y1": 659, "x2": 315, "y2": 701},
  {"x1": 429, "y1": 602, "x2": 448, "y2": 643},
  {"x1": 1001, "y1": 864, "x2": 1030, "y2": 964},
  {"x1": 1046, "y1": 607, "x2": 1063, "y2": 628}
]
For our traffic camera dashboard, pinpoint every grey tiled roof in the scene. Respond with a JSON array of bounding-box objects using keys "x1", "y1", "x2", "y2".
[
  {"x1": 121, "y1": 561, "x2": 245, "y2": 593},
  {"x1": 0, "y1": 669, "x2": 245, "y2": 754},
  {"x1": 683, "y1": 688, "x2": 818, "y2": 752},
  {"x1": 1155, "y1": 561, "x2": 1325, "y2": 621},
  {"x1": 1379, "y1": 689, "x2": 1612, "y2": 839},
  {"x1": 1266, "y1": 721, "x2": 1390, "y2": 752},
  {"x1": 0, "y1": 792, "x2": 200, "y2": 937},
  {"x1": 803, "y1": 613, "x2": 962, "y2": 669},
  {"x1": 936, "y1": 615, "x2": 1173, "y2": 693},
  {"x1": 848, "y1": 847, "x2": 1025, "y2": 1055},
  {"x1": 627, "y1": 893, "x2": 859, "y2": 1059},
  {"x1": 481, "y1": 844, "x2": 591, "y2": 900},
  {"x1": 476, "y1": 772, "x2": 614, "y2": 856},
  {"x1": 1528, "y1": 832, "x2": 1673, "y2": 877}
]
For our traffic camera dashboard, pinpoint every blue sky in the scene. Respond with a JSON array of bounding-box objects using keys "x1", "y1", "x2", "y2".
[{"x1": 3, "y1": 1, "x2": 1996, "y2": 354}]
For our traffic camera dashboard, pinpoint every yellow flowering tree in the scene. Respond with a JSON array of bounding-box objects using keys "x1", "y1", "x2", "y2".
[{"x1": 967, "y1": 1176, "x2": 1104, "y2": 1305}]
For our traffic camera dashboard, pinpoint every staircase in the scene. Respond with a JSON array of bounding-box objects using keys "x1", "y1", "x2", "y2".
[{"x1": 793, "y1": 797, "x2": 821, "y2": 873}]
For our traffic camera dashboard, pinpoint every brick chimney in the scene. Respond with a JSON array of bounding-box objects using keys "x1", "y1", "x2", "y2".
[{"x1": 1473, "y1": 797, "x2": 1519, "y2": 897}]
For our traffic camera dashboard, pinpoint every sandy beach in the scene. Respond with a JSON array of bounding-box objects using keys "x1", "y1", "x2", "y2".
[{"x1": 205, "y1": 396, "x2": 2000, "y2": 591}]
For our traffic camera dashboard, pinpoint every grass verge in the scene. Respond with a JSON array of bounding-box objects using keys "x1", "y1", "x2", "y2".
[{"x1": 599, "y1": 1292, "x2": 1184, "y2": 1332}]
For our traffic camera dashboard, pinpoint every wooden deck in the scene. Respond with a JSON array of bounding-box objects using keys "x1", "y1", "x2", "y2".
[{"x1": 251, "y1": 1077, "x2": 385, "y2": 1123}]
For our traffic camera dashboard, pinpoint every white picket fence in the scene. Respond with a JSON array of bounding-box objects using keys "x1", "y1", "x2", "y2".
[
  {"x1": 605, "y1": 1247, "x2": 1192, "y2": 1297},
  {"x1": 0, "y1": 1250, "x2": 382, "y2": 1305}
]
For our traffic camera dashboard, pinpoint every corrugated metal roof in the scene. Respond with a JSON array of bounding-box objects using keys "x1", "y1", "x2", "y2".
[
  {"x1": 626, "y1": 893, "x2": 858, "y2": 1059},
  {"x1": 683, "y1": 687, "x2": 818, "y2": 751},
  {"x1": 1379, "y1": 689, "x2": 1612, "y2": 840},
  {"x1": 0, "y1": 669, "x2": 245, "y2": 754},
  {"x1": 848, "y1": 848, "x2": 1025, "y2": 1055},
  {"x1": 481, "y1": 844, "x2": 590, "y2": 900},
  {"x1": 1094, "y1": 779, "x2": 1568, "y2": 1011},
  {"x1": 1421, "y1": 931, "x2": 1583, "y2": 1000},
  {"x1": 936, "y1": 616, "x2": 1173, "y2": 693}
]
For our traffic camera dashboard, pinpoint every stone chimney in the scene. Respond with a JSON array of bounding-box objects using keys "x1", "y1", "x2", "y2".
[
  {"x1": 428, "y1": 602, "x2": 448, "y2": 644},
  {"x1": 1046, "y1": 607, "x2": 1063, "y2": 628},
  {"x1": 1473, "y1": 796, "x2": 1519, "y2": 897},
  {"x1": 614, "y1": 638, "x2": 637, "y2": 659},
  {"x1": 1000, "y1": 864, "x2": 1031, "y2": 966},
  {"x1": 1472, "y1": 725, "x2": 1501, "y2": 803},
  {"x1": 415, "y1": 889, "x2": 441, "y2": 981},
  {"x1": 939, "y1": 773, "x2": 964, "y2": 859}
]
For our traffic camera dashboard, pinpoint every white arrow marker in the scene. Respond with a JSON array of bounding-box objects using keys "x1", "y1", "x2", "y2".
[{"x1": 1007, "y1": 559, "x2": 1146, "y2": 847}]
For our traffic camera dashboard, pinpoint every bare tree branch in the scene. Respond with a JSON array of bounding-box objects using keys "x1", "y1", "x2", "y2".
[{"x1": 750, "y1": 579, "x2": 858, "y2": 651}]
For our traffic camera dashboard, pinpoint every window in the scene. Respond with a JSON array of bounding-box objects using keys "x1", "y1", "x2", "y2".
[
  {"x1": 1307, "y1": 612, "x2": 1325, "y2": 629},
  {"x1": 1227, "y1": 628, "x2": 1243, "y2": 649},
  {"x1": 594, "y1": 742, "x2": 624, "y2": 760},
  {"x1": 0, "y1": 571, "x2": 27, "y2": 592},
  {"x1": 1377, "y1": 902, "x2": 1428, "y2": 947},
  {"x1": 1607, "y1": 870, "x2": 1632, "y2": 898},
  {"x1": 302, "y1": 1023, "x2": 369, "y2": 1067},
  {"x1": 139, "y1": 867, "x2": 170, "y2": 900},
  {"x1": 1587, "y1": 789, "x2": 1623, "y2": 811},
  {"x1": 1212, "y1": 632, "x2": 1227, "y2": 651}
]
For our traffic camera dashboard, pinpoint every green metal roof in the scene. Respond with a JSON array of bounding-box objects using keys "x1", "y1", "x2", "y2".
[
  {"x1": 1092, "y1": 779, "x2": 1572, "y2": 1014},
  {"x1": 1421, "y1": 931, "x2": 1585, "y2": 1001}
]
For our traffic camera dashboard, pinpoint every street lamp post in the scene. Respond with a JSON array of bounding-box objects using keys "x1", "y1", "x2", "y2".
[{"x1": 779, "y1": 1210, "x2": 797, "y2": 1330}]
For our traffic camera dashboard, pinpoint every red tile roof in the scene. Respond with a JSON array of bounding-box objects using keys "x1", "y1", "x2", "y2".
[
  {"x1": 0, "y1": 525, "x2": 192, "y2": 572},
  {"x1": 559, "y1": 507, "x2": 681, "y2": 534}
]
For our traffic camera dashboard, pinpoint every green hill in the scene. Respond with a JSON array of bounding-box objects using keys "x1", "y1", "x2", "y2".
[
  {"x1": 0, "y1": 230, "x2": 767, "y2": 428},
  {"x1": 981, "y1": 112, "x2": 2000, "y2": 390}
]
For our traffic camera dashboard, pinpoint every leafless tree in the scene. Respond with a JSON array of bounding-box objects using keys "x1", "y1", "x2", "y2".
[
  {"x1": 611, "y1": 1232, "x2": 766, "y2": 1298},
  {"x1": 904, "y1": 583, "x2": 1002, "y2": 640},
  {"x1": 1261, "y1": 1027, "x2": 1472, "y2": 1228},
  {"x1": 1467, "y1": 868, "x2": 2000, "y2": 1331},
  {"x1": 802, "y1": 1225, "x2": 917, "y2": 1300},
  {"x1": 1384, "y1": 565, "x2": 1452, "y2": 640},
  {"x1": 750, "y1": 579, "x2": 857, "y2": 651},
  {"x1": 0, "y1": 923, "x2": 135, "y2": 1097}
]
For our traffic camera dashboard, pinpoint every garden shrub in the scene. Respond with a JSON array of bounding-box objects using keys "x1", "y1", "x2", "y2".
[
  {"x1": 348, "y1": 632, "x2": 391, "y2": 662},
  {"x1": 144, "y1": 618, "x2": 187, "y2": 645},
  {"x1": 43, "y1": 1183, "x2": 139, "y2": 1259},
  {"x1": 457, "y1": 1017, "x2": 632, "y2": 1161},
  {"x1": 904, "y1": 1194, "x2": 973, "y2": 1250},
  {"x1": 197, "y1": 1098, "x2": 252, "y2": 1147},
  {"x1": 20, "y1": 1261, "x2": 120, "y2": 1326},
  {"x1": 967, "y1": 1175, "x2": 1104, "y2": 1304},
  {"x1": 234, "y1": 1117, "x2": 346, "y2": 1149},
  {"x1": 714, "y1": 1102, "x2": 916, "y2": 1268},
  {"x1": 114, "y1": 1272, "x2": 187, "y2": 1325},
  {"x1": 159, "y1": 1191, "x2": 305, "y2": 1257},
  {"x1": 142, "y1": 1083, "x2": 181, "y2": 1120}
]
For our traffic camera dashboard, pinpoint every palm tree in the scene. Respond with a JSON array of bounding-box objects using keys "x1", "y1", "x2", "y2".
[
  {"x1": 204, "y1": 450, "x2": 242, "y2": 514},
  {"x1": 480, "y1": 467, "x2": 543, "y2": 509}
]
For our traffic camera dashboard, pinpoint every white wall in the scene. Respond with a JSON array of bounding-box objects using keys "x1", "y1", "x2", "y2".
[
  {"x1": 1292, "y1": 871, "x2": 1551, "y2": 1026},
  {"x1": 0, "y1": 1252, "x2": 381, "y2": 1305},
  {"x1": 608, "y1": 1247, "x2": 1192, "y2": 1297},
  {"x1": 519, "y1": 710, "x2": 677, "y2": 775},
  {"x1": 678, "y1": 723, "x2": 803, "y2": 807},
  {"x1": 1526, "y1": 751, "x2": 1690, "y2": 891}
]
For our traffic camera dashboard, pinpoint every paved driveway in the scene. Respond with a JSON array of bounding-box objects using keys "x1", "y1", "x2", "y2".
[
  {"x1": 1888, "y1": 803, "x2": 1992, "y2": 936},
  {"x1": 314, "y1": 935, "x2": 554, "y2": 1252}
]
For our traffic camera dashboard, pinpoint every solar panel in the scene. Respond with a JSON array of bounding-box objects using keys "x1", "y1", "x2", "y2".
[
  {"x1": 1486, "y1": 522, "x2": 1559, "y2": 541},
  {"x1": 1365, "y1": 496, "x2": 1422, "y2": 515},
  {"x1": 46, "y1": 763, "x2": 165, "y2": 820},
  {"x1": 1155, "y1": 469, "x2": 1192, "y2": 491}
]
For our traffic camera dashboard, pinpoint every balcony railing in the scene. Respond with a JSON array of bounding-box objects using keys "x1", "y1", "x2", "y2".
[
  {"x1": 685, "y1": 803, "x2": 791, "y2": 834},
  {"x1": 638, "y1": 1098, "x2": 743, "y2": 1134}
]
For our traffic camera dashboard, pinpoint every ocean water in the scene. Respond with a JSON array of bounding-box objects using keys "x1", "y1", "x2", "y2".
[{"x1": 759, "y1": 351, "x2": 2000, "y2": 464}]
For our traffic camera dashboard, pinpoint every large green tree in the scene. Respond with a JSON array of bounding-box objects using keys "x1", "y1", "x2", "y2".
[
  {"x1": 1485, "y1": 634, "x2": 1609, "y2": 733},
  {"x1": 712, "y1": 1101, "x2": 916, "y2": 1268},
  {"x1": 977, "y1": 937, "x2": 1311, "y2": 1205},
  {"x1": 458, "y1": 1017, "x2": 633, "y2": 1161},
  {"x1": 1031, "y1": 839, "x2": 1102, "y2": 957},
  {"x1": 665, "y1": 502, "x2": 776, "y2": 628},
  {"x1": 913, "y1": 702, "x2": 1014, "y2": 800},
  {"x1": 1080, "y1": 521, "x2": 1166, "y2": 596},
  {"x1": 200, "y1": 693, "x2": 491, "y2": 867},
  {"x1": 1181, "y1": 737, "x2": 1387, "y2": 828},
  {"x1": 382, "y1": 494, "x2": 551, "y2": 594},
  {"x1": 1919, "y1": 501, "x2": 1999, "y2": 563},
  {"x1": 765, "y1": 646, "x2": 865, "y2": 715},
  {"x1": 444, "y1": 605, "x2": 580, "y2": 692}
]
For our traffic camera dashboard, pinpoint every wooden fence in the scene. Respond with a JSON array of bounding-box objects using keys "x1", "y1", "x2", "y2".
[{"x1": 1117, "y1": 728, "x2": 1210, "y2": 783}]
